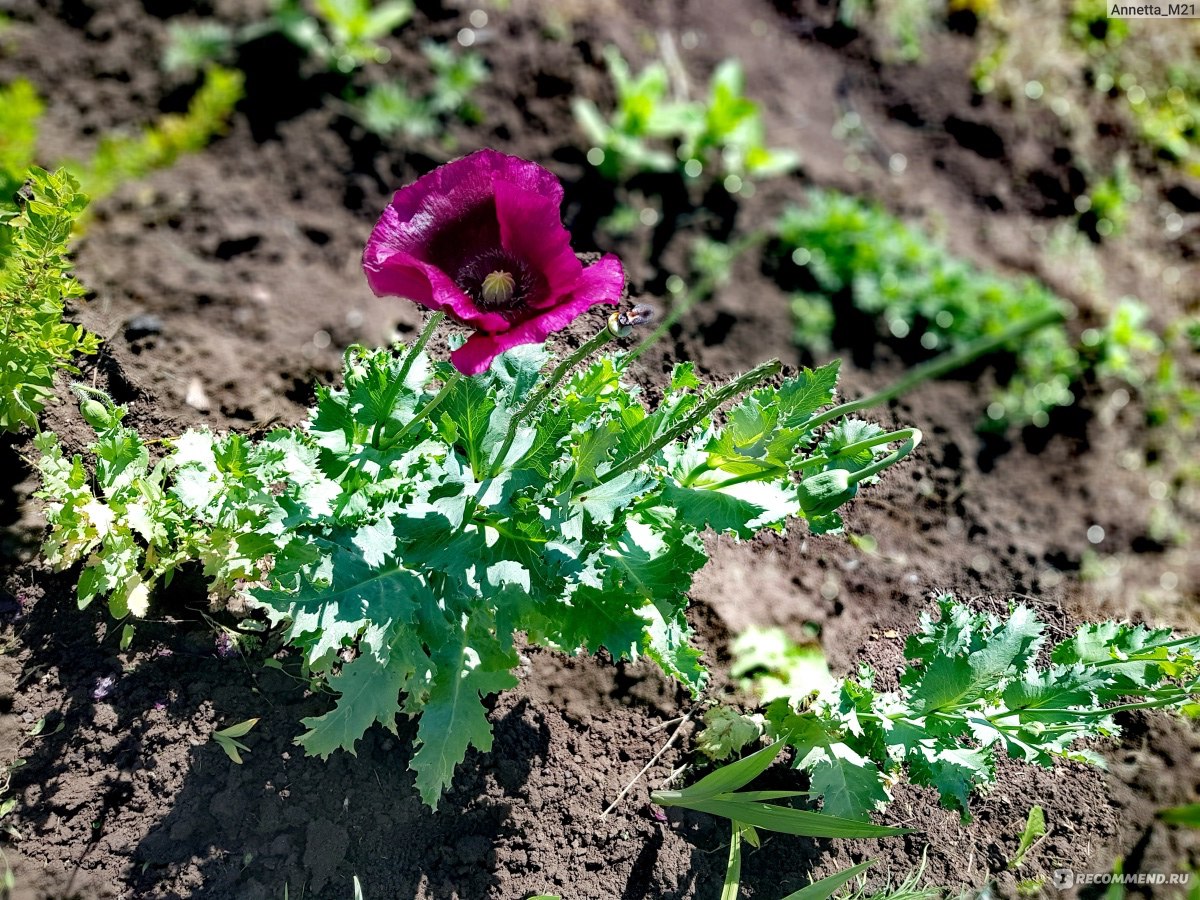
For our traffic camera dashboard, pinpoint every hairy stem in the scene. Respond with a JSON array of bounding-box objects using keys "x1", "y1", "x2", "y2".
[
  {"x1": 688, "y1": 426, "x2": 921, "y2": 493},
  {"x1": 845, "y1": 427, "x2": 922, "y2": 485},
  {"x1": 803, "y1": 307, "x2": 1066, "y2": 434},
  {"x1": 383, "y1": 371, "x2": 463, "y2": 450},
  {"x1": 371, "y1": 311, "x2": 445, "y2": 448},
  {"x1": 591, "y1": 359, "x2": 782, "y2": 489},
  {"x1": 490, "y1": 322, "x2": 619, "y2": 476}
]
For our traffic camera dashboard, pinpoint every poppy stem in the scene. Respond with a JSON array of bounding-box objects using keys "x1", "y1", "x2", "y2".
[
  {"x1": 489, "y1": 319, "x2": 622, "y2": 476},
  {"x1": 844, "y1": 428, "x2": 922, "y2": 486},
  {"x1": 383, "y1": 371, "x2": 464, "y2": 450},
  {"x1": 590, "y1": 358, "x2": 782, "y2": 490},
  {"x1": 799, "y1": 306, "x2": 1066, "y2": 436},
  {"x1": 372, "y1": 311, "x2": 445, "y2": 448}
]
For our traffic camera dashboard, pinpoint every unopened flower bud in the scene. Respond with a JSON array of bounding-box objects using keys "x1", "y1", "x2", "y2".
[
  {"x1": 798, "y1": 469, "x2": 858, "y2": 519},
  {"x1": 79, "y1": 397, "x2": 118, "y2": 432},
  {"x1": 619, "y1": 304, "x2": 655, "y2": 328}
]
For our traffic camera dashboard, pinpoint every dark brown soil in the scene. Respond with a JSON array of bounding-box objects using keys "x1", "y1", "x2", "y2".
[{"x1": 1, "y1": 0, "x2": 1198, "y2": 898}]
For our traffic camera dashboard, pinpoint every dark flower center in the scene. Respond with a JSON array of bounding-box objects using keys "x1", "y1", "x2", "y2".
[{"x1": 455, "y1": 249, "x2": 542, "y2": 313}]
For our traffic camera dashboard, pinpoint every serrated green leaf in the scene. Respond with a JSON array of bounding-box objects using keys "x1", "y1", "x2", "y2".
[
  {"x1": 439, "y1": 376, "x2": 501, "y2": 479},
  {"x1": 908, "y1": 744, "x2": 993, "y2": 819},
  {"x1": 670, "y1": 361, "x2": 701, "y2": 391},
  {"x1": 250, "y1": 533, "x2": 432, "y2": 668},
  {"x1": 643, "y1": 603, "x2": 707, "y2": 694},
  {"x1": 907, "y1": 603, "x2": 1043, "y2": 714},
  {"x1": 573, "y1": 470, "x2": 652, "y2": 524},
  {"x1": 768, "y1": 361, "x2": 840, "y2": 430},
  {"x1": 785, "y1": 713, "x2": 888, "y2": 820},
  {"x1": 297, "y1": 629, "x2": 425, "y2": 757},
  {"x1": 411, "y1": 630, "x2": 518, "y2": 808},
  {"x1": 659, "y1": 482, "x2": 769, "y2": 539}
]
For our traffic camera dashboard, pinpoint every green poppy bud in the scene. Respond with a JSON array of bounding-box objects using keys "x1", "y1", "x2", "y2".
[
  {"x1": 80, "y1": 398, "x2": 117, "y2": 431},
  {"x1": 798, "y1": 469, "x2": 858, "y2": 519}
]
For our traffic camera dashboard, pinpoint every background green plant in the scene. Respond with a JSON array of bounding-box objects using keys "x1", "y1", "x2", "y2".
[
  {"x1": 75, "y1": 66, "x2": 244, "y2": 200},
  {"x1": 836, "y1": 0, "x2": 941, "y2": 63},
  {"x1": 0, "y1": 66, "x2": 243, "y2": 208},
  {"x1": 775, "y1": 189, "x2": 1179, "y2": 431},
  {"x1": 0, "y1": 80, "x2": 42, "y2": 212},
  {"x1": 574, "y1": 47, "x2": 798, "y2": 188},
  {"x1": 975, "y1": 1, "x2": 1200, "y2": 175},
  {"x1": 350, "y1": 41, "x2": 487, "y2": 141},
  {"x1": 0, "y1": 168, "x2": 99, "y2": 432},
  {"x1": 271, "y1": 0, "x2": 413, "y2": 73},
  {"x1": 164, "y1": 0, "x2": 413, "y2": 76}
]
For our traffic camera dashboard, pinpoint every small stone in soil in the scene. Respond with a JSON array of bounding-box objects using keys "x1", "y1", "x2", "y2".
[
  {"x1": 185, "y1": 377, "x2": 212, "y2": 412},
  {"x1": 124, "y1": 314, "x2": 164, "y2": 340}
]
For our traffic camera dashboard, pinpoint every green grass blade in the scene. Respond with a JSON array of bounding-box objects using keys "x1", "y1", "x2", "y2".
[
  {"x1": 780, "y1": 861, "x2": 875, "y2": 900},
  {"x1": 654, "y1": 741, "x2": 784, "y2": 804},
  {"x1": 685, "y1": 798, "x2": 909, "y2": 838},
  {"x1": 719, "y1": 790, "x2": 810, "y2": 802},
  {"x1": 720, "y1": 822, "x2": 743, "y2": 900}
]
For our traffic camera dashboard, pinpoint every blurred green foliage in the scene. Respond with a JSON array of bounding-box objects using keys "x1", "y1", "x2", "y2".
[
  {"x1": 975, "y1": 1, "x2": 1200, "y2": 174},
  {"x1": 164, "y1": 0, "x2": 412, "y2": 76},
  {"x1": 574, "y1": 47, "x2": 798, "y2": 188},
  {"x1": 0, "y1": 168, "x2": 99, "y2": 432},
  {"x1": 0, "y1": 67, "x2": 243, "y2": 210},
  {"x1": 73, "y1": 66, "x2": 244, "y2": 201},
  {"x1": 0, "y1": 80, "x2": 42, "y2": 208},
  {"x1": 351, "y1": 41, "x2": 486, "y2": 140},
  {"x1": 837, "y1": 0, "x2": 939, "y2": 62},
  {"x1": 774, "y1": 189, "x2": 1185, "y2": 432}
]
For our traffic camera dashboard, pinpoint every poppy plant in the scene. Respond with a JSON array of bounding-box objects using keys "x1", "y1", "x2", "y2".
[{"x1": 363, "y1": 149, "x2": 625, "y2": 375}]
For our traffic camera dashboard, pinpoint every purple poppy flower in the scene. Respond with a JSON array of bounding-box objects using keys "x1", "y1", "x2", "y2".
[{"x1": 363, "y1": 149, "x2": 625, "y2": 375}]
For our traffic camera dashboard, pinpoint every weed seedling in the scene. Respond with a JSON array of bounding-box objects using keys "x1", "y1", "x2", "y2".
[
  {"x1": 575, "y1": 47, "x2": 797, "y2": 189},
  {"x1": 1008, "y1": 805, "x2": 1047, "y2": 870},
  {"x1": 211, "y1": 718, "x2": 260, "y2": 764}
]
